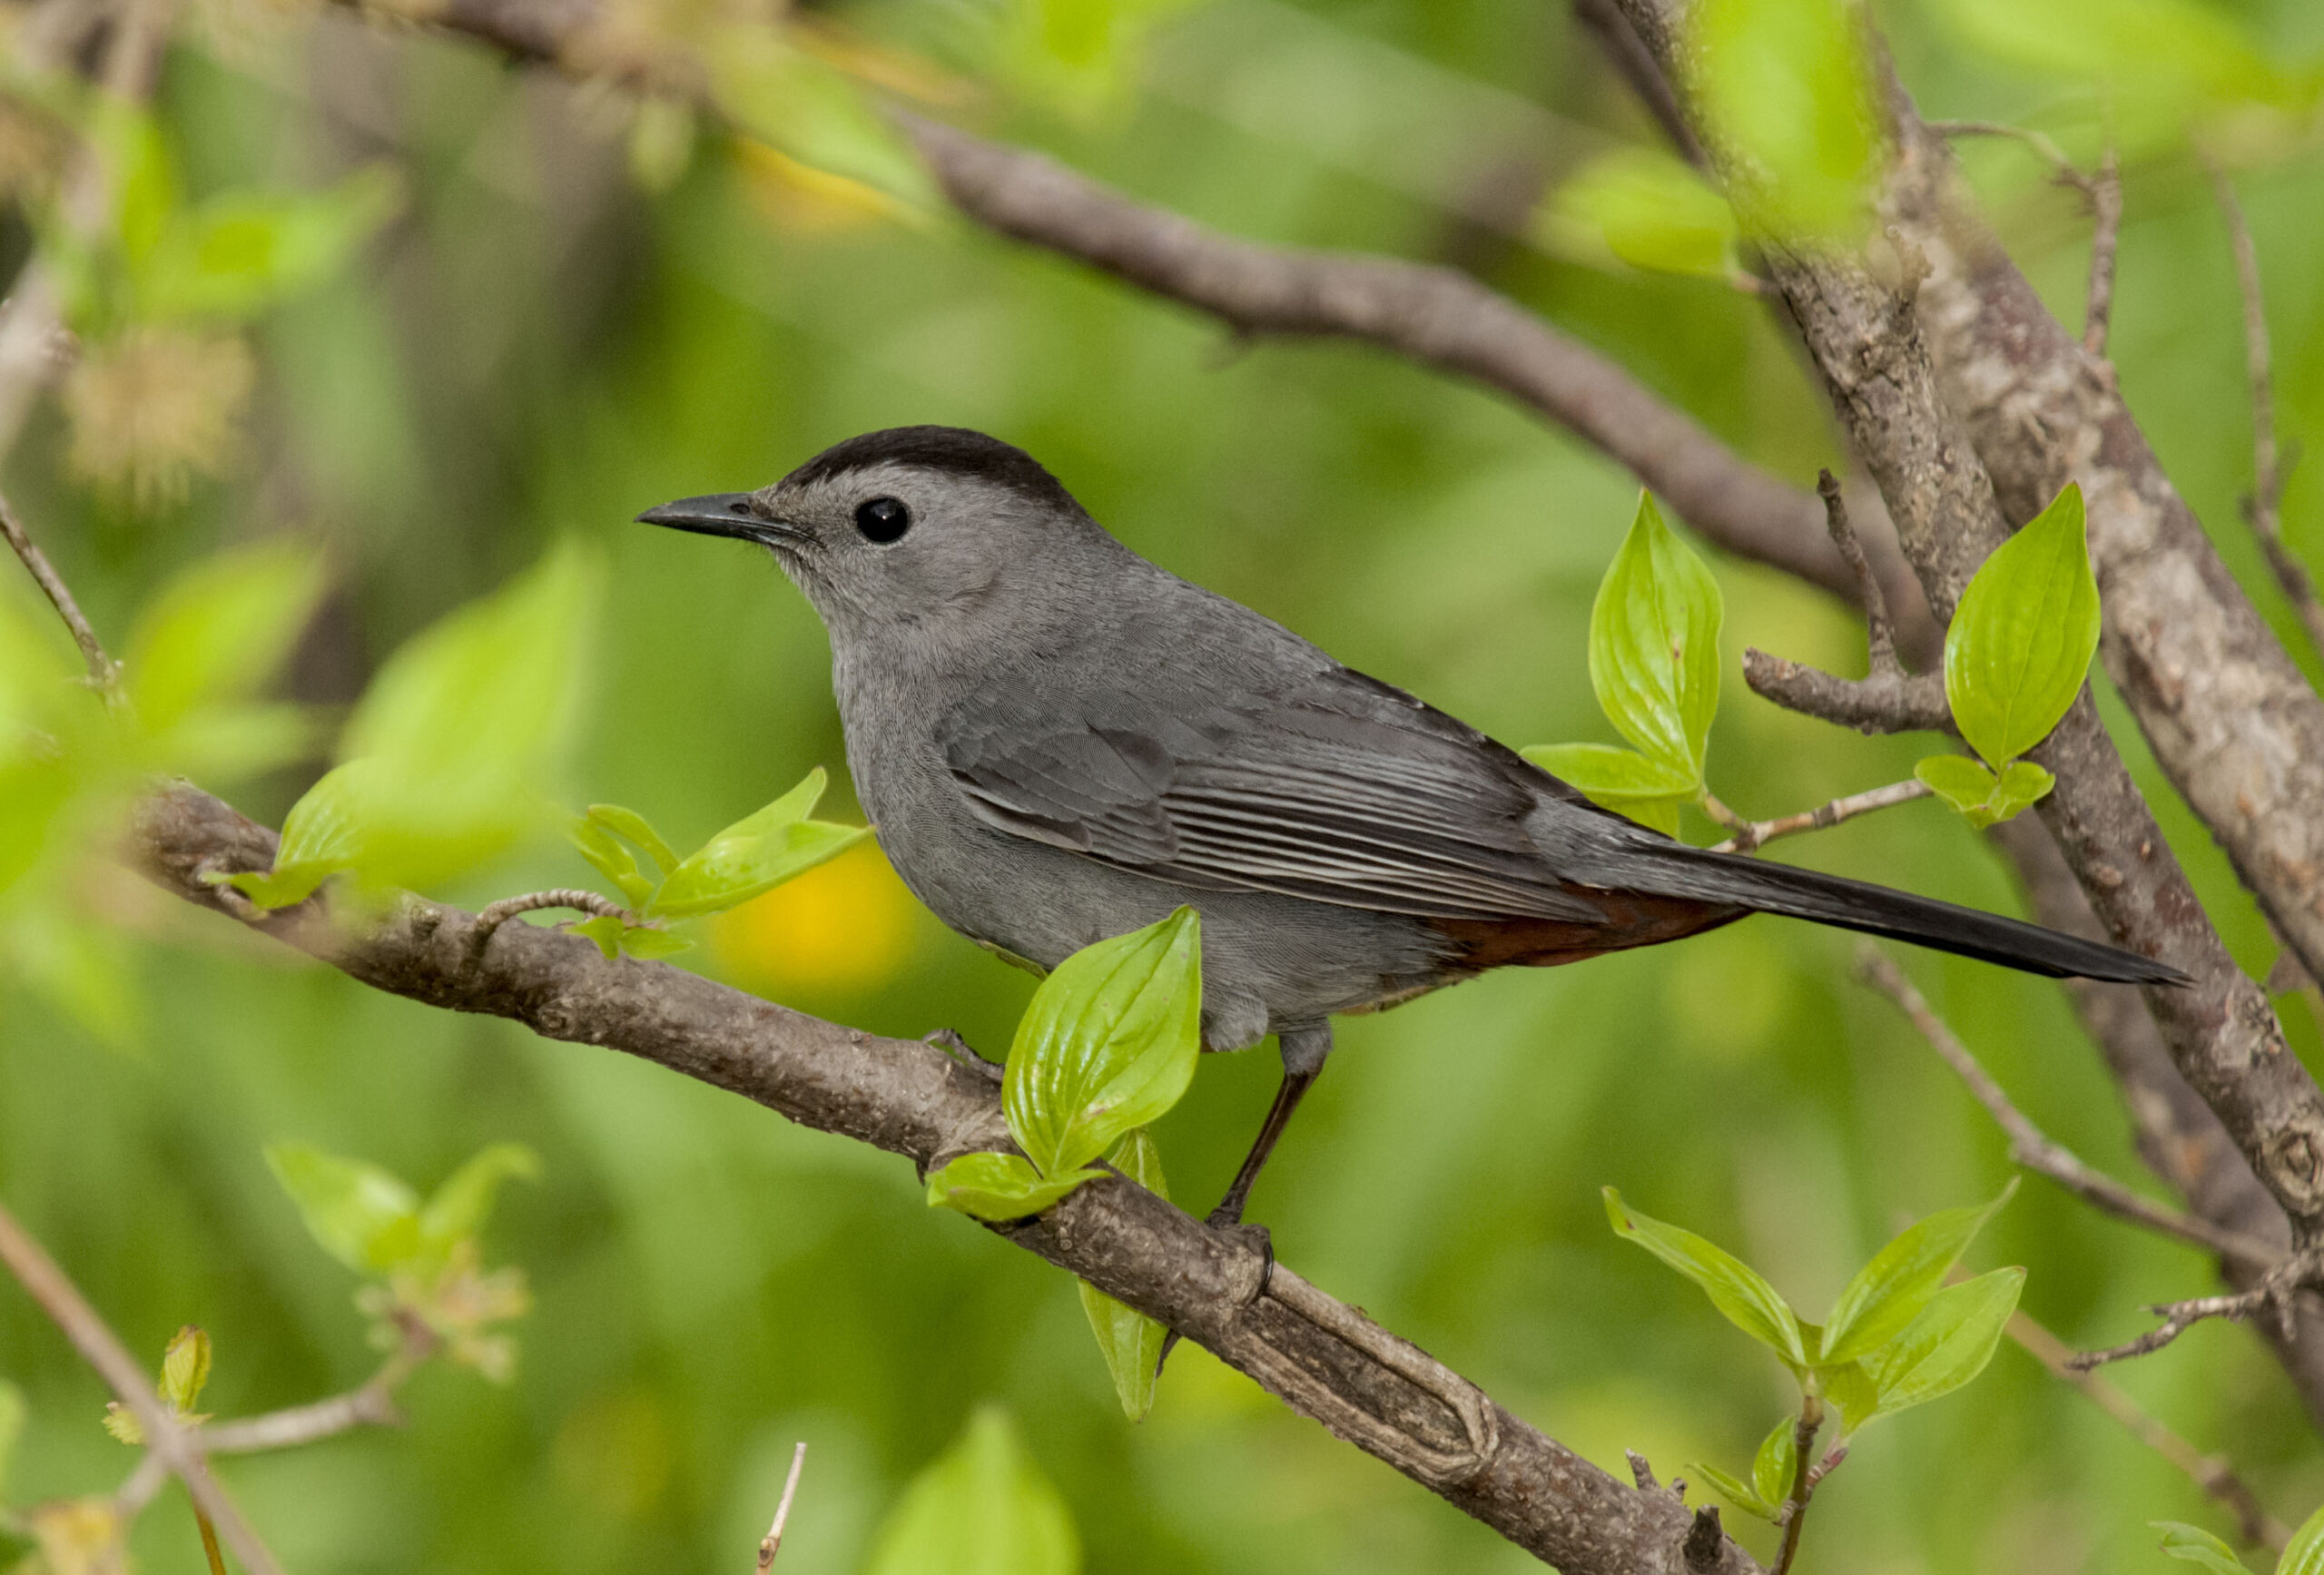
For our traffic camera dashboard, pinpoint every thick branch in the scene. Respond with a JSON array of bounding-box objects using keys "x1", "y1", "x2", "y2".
[
  {"x1": 130, "y1": 781, "x2": 1759, "y2": 1575},
  {"x1": 1608, "y1": 0, "x2": 2324, "y2": 1255},
  {"x1": 1886, "y1": 100, "x2": 2324, "y2": 994}
]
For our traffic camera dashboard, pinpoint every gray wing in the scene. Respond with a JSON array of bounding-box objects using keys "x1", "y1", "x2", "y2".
[{"x1": 937, "y1": 669, "x2": 1610, "y2": 923}]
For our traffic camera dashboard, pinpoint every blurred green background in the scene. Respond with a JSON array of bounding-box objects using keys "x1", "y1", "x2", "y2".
[{"x1": 3, "y1": 0, "x2": 2323, "y2": 1569}]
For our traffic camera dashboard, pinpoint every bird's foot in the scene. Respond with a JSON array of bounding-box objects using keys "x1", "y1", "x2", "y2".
[{"x1": 925, "y1": 1027, "x2": 1004, "y2": 1085}]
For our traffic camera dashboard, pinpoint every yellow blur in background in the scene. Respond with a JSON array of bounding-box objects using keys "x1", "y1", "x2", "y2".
[{"x1": 711, "y1": 837, "x2": 923, "y2": 997}]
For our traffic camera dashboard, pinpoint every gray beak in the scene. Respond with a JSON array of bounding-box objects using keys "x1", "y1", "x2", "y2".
[{"x1": 635, "y1": 493, "x2": 800, "y2": 547}]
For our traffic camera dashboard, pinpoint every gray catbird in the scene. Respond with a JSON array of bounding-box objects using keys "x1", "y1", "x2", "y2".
[{"x1": 642, "y1": 426, "x2": 2186, "y2": 1227}]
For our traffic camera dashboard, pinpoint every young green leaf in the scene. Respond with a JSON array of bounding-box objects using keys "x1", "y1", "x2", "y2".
[
  {"x1": 925, "y1": 1152, "x2": 1105, "y2": 1221},
  {"x1": 1750, "y1": 1413, "x2": 1799, "y2": 1510},
  {"x1": 1602, "y1": 1187, "x2": 1807, "y2": 1367},
  {"x1": 123, "y1": 539, "x2": 327, "y2": 735},
  {"x1": 232, "y1": 543, "x2": 601, "y2": 905},
  {"x1": 158, "y1": 1325, "x2": 212, "y2": 1415},
  {"x1": 585, "y1": 803, "x2": 683, "y2": 878},
  {"x1": 1815, "y1": 1358, "x2": 1882, "y2": 1438},
  {"x1": 571, "y1": 914, "x2": 625, "y2": 960},
  {"x1": 1820, "y1": 1181, "x2": 2017, "y2": 1363},
  {"x1": 1006, "y1": 908, "x2": 1204, "y2": 1181},
  {"x1": 1078, "y1": 1128, "x2": 1169, "y2": 1421},
  {"x1": 0, "y1": 1377, "x2": 23, "y2": 1488},
  {"x1": 708, "y1": 32, "x2": 939, "y2": 212},
  {"x1": 134, "y1": 166, "x2": 401, "y2": 323},
  {"x1": 1519, "y1": 743, "x2": 1696, "y2": 837},
  {"x1": 264, "y1": 1141, "x2": 422, "y2": 1273},
  {"x1": 1538, "y1": 146, "x2": 1740, "y2": 281},
  {"x1": 1690, "y1": 1461, "x2": 1777, "y2": 1521},
  {"x1": 616, "y1": 926, "x2": 694, "y2": 960},
  {"x1": 1913, "y1": 754, "x2": 2054, "y2": 830},
  {"x1": 2152, "y1": 1522, "x2": 2249, "y2": 1574},
  {"x1": 569, "y1": 818, "x2": 657, "y2": 910},
  {"x1": 1586, "y1": 492, "x2": 1724, "y2": 787},
  {"x1": 1987, "y1": 760, "x2": 2056, "y2": 822},
  {"x1": 1867, "y1": 1265, "x2": 2025, "y2": 1416},
  {"x1": 1690, "y1": 0, "x2": 1880, "y2": 238},
  {"x1": 862, "y1": 1405, "x2": 1080, "y2": 1575},
  {"x1": 2283, "y1": 1498, "x2": 2324, "y2": 1575},
  {"x1": 648, "y1": 768, "x2": 871, "y2": 917},
  {"x1": 416, "y1": 1142, "x2": 539, "y2": 1258},
  {"x1": 1943, "y1": 484, "x2": 2100, "y2": 768}
]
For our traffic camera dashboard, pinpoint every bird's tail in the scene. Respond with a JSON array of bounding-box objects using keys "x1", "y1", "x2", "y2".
[{"x1": 1611, "y1": 840, "x2": 2188, "y2": 985}]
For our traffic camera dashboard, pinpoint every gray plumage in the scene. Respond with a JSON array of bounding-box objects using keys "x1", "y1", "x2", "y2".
[{"x1": 642, "y1": 426, "x2": 2184, "y2": 1223}]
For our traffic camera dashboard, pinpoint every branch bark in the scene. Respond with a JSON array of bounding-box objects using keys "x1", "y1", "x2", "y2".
[
  {"x1": 130, "y1": 781, "x2": 1760, "y2": 1575},
  {"x1": 1606, "y1": 0, "x2": 2324, "y2": 1261}
]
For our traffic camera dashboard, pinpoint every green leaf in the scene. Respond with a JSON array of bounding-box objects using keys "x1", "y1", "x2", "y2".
[
  {"x1": 1930, "y1": 0, "x2": 2308, "y2": 126},
  {"x1": 1078, "y1": 1128, "x2": 1169, "y2": 1421},
  {"x1": 1585, "y1": 492, "x2": 1723, "y2": 787},
  {"x1": 2283, "y1": 1499, "x2": 2324, "y2": 1575},
  {"x1": 1690, "y1": 1461, "x2": 1777, "y2": 1521},
  {"x1": 1820, "y1": 1181, "x2": 2017, "y2": 1363},
  {"x1": 571, "y1": 913, "x2": 625, "y2": 960},
  {"x1": 1750, "y1": 1413, "x2": 1799, "y2": 1509},
  {"x1": 862, "y1": 1404, "x2": 1080, "y2": 1575},
  {"x1": 585, "y1": 803, "x2": 683, "y2": 877},
  {"x1": 264, "y1": 1142, "x2": 422, "y2": 1273},
  {"x1": 417, "y1": 1142, "x2": 539, "y2": 1257},
  {"x1": 647, "y1": 769, "x2": 872, "y2": 917},
  {"x1": 1866, "y1": 1265, "x2": 2025, "y2": 1417},
  {"x1": 1816, "y1": 1358, "x2": 1882, "y2": 1437},
  {"x1": 1690, "y1": 0, "x2": 1881, "y2": 238},
  {"x1": 1538, "y1": 146, "x2": 1740, "y2": 281},
  {"x1": 1602, "y1": 1187, "x2": 1806, "y2": 1367},
  {"x1": 2152, "y1": 1522, "x2": 2249, "y2": 1574},
  {"x1": 616, "y1": 926, "x2": 694, "y2": 960},
  {"x1": 568, "y1": 819, "x2": 657, "y2": 910},
  {"x1": 158, "y1": 1325, "x2": 211, "y2": 1414},
  {"x1": 1005, "y1": 908, "x2": 1203, "y2": 1180},
  {"x1": 1987, "y1": 760, "x2": 2056, "y2": 822},
  {"x1": 709, "y1": 33, "x2": 938, "y2": 212},
  {"x1": 134, "y1": 166, "x2": 401, "y2": 323},
  {"x1": 236, "y1": 543, "x2": 600, "y2": 905},
  {"x1": 1519, "y1": 743, "x2": 1694, "y2": 836},
  {"x1": 1944, "y1": 484, "x2": 2100, "y2": 769},
  {"x1": 925, "y1": 1152, "x2": 1104, "y2": 1221},
  {"x1": 123, "y1": 539, "x2": 327, "y2": 734},
  {"x1": 0, "y1": 1377, "x2": 26, "y2": 1488}
]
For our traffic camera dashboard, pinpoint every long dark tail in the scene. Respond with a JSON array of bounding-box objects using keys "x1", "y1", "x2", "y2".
[{"x1": 1614, "y1": 841, "x2": 2189, "y2": 985}]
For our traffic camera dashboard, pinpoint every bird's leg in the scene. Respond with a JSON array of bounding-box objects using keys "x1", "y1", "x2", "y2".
[{"x1": 1206, "y1": 1021, "x2": 1332, "y2": 1228}]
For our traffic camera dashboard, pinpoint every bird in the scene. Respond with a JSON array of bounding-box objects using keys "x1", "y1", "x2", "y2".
[{"x1": 640, "y1": 425, "x2": 2186, "y2": 1230}]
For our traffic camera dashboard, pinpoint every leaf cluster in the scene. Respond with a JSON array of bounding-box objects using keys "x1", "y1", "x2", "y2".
[
  {"x1": 565, "y1": 772, "x2": 870, "y2": 960},
  {"x1": 1605, "y1": 1183, "x2": 2024, "y2": 1518}
]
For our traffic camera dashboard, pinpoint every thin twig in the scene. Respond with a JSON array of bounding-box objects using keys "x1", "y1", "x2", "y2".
[
  {"x1": 2082, "y1": 143, "x2": 2122, "y2": 358},
  {"x1": 0, "y1": 1200, "x2": 287, "y2": 1575},
  {"x1": 1709, "y1": 780, "x2": 1932, "y2": 855},
  {"x1": 193, "y1": 1505, "x2": 229, "y2": 1575},
  {"x1": 468, "y1": 888, "x2": 629, "y2": 963},
  {"x1": 1925, "y1": 120, "x2": 2092, "y2": 193},
  {"x1": 1739, "y1": 649, "x2": 1952, "y2": 736},
  {"x1": 2206, "y1": 156, "x2": 2324, "y2": 660},
  {"x1": 0, "y1": 487, "x2": 118, "y2": 692},
  {"x1": 1768, "y1": 1399, "x2": 1822, "y2": 1575},
  {"x1": 2070, "y1": 1246, "x2": 2324, "y2": 1372},
  {"x1": 756, "y1": 1442, "x2": 808, "y2": 1571},
  {"x1": 2003, "y1": 1301, "x2": 2288, "y2": 1549},
  {"x1": 1818, "y1": 469, "x2": 1895, "y2": 673},
  {"x1": 1856, "y1": 946, "x2": 2280, "y2": 1269}
]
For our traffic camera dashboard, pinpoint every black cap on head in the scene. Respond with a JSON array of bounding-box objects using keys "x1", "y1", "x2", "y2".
[{"x1": 782, "y1": 426, "x2": 1079, "y2": 513}]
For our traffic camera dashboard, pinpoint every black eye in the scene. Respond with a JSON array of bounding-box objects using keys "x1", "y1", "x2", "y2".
[{"x1": 854, "y1": 496, "x2": 911, "y2": 544}]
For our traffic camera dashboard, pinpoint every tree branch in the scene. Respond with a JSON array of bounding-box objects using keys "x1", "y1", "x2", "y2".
[
  {"x1": 1856, "y1": 945, "x2": 2280, "y2": 1269},
  {"x1": 2081, "y1": 142, "x2": 2122, "y2": 359},
  {"x1": 0, "y1": 1199, "x2": 287, "y2": 1575},
  {"x1": 127, "y1": 781, "x2": 1761, "y2": 1575},
  {"x1": 1, "y1": 485, "x2": 117, "y2": 691},
  {"x1": 1608, "y1": 0, "x2": 2324, "y2": 1262},
  {"x1": 1886, "y1": 92, "x2": 2324, "y2": 995},
  {"x1": 1706, "y1": 779, "x2": 1930, "y2": 854},
  {"x1": 2003, "y1": 1300, "x2": 2286, "y2": 1549},
  {"x1": 1738, "y1": 648, "x2": 1950, "y2": 735}
]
